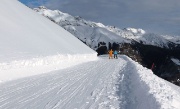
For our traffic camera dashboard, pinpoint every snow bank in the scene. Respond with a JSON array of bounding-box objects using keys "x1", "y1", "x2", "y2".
[
  {"x1": 171, "y1": 58, "x2": 180, "y2": 66},
  {"x1": 0, "y1": 54, "x2": 97, "y2": 70},
  {"x1": 122, "y1": 56, "x2": 180, "y2": 109},
  {"x1": 0, "y1": 54, "x2": 98, "y2": 83},
  {"x1": 0, "y1": 0, "x2": 98, "y2": 83}
]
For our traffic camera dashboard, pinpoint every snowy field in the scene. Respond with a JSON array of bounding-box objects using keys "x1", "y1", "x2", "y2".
[{"x1": 0, "y1": 56, "x2": 180, "y2": 109}]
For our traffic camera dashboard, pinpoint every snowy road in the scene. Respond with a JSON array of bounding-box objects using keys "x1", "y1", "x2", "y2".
[
  {"x1": 0, "y1": 57, "x2": 127, "y2": 109},
  {"x1": 0, "y1": 56, "x2": 180, "y2": 109}
]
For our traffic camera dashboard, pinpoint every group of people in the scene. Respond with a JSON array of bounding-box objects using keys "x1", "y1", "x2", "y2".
[{"x1": 108, "y1": 49, "x2": 118, "y2": 59}]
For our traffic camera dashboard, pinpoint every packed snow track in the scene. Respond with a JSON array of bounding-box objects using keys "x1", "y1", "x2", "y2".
[
  {"x1": 0, "y1": 56, "x2": 180, "y2": 109},
  {"x1": 0, "y1": 57, "x2": 125, "y2": 109}
]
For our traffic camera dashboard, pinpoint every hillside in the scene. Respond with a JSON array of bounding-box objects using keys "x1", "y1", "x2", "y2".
[
  {"x1": 0, "y1": 1, "x2": 180, "y2": 109},
  {"x1": 0, "y1": 0, "x2": 97, "y2": 82},
  {"x1": 34, "y1": 6, "x2": 180, "y2": 50},
  {"x1": 33, "y1": 6, "x2": 180, "y2": 86}
]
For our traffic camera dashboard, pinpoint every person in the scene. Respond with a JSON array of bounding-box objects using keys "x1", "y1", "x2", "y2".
[
  {"x1": 108, "y1": 49, "x2": 113, "y2": 59},
  {"x1": 151, "y1": 63, "x2": 155, "y2": 71},
  {"x1": 114, "y1": 50, "x2": 118, "y2": 59}
]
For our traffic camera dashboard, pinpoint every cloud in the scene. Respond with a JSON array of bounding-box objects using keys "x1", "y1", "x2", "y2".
[{"x1": 20, "y1": 0, "x2": 180, "y2": 35}]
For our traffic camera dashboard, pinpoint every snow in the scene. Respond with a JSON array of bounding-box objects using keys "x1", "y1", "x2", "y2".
[
  {"x1": 0, "y1": 54, "x2": 97, "y2": 82},
  {"x1": 124, "y1": 27, "x2": 146, "y2": 34},
  {"x1": 34, "y1": 6, "x2": 180, "y2": 50},
  {"x1": 0, "y1": 0, "x2": 97, "y2": 81},
  {"x1": 0, "y1": 56, "x2": 180, "y2": 109},
  {"x1": 171, "y1": 58, "x2": 180, "y2": 66},
  {"x1": 0, "y1": 0, "x2": 96, "y2": 62},
  {"x1": 125, "y1": 56, "x2": 180, "y2": 109},
  {"x1": 0, "y1": 1, "x2": 180, "y2": 109}
]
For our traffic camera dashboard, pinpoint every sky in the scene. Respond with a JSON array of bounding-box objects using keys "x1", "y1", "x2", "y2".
[{"x1": 19, "y1": 0, "x2": 180, "y2": 36}]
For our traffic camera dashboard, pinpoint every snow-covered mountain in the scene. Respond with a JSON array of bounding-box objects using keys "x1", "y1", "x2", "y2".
[
  {"x1": 34, "y1": 6, "x2": 180, "y2": 86},
  {"x1": 34, "y1": 6, "x2": 180, "y2": 50},
  {"x1": 0, "y1": 1, "x2": 180, "y2": 109}
]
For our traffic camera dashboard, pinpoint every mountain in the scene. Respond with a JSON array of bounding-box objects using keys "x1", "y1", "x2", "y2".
[
  {"x1": 34, "y1": 6, "x2": 180, "y2": 49},
  {"x1": 0, "y1": 1, "x2": 180, "y2": 108},
  {"x1": 34, "y1": 6, "x2": 180, "y2": 86}
]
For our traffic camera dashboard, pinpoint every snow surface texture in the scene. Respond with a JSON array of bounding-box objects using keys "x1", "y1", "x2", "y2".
[
  {"x1": 0, "y1": 56, "x2": 180, "y2": 109},
  {"x1": 0, "y1": 54, "x2": 97, "y2": 82},
  {"x1": 34, "y1": 6, "x2": 180, "y2": 50}
]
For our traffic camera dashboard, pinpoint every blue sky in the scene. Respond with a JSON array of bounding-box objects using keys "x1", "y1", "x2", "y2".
[
  {"x1": 19, "y1": 0, "x2": 180, "y2": 36},
  {"x1": 19, "y1": 0, "x2": 44, "y2": 7}
]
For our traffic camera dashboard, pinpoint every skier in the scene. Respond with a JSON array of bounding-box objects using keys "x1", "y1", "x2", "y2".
[
  {"x1": 108, "y1": 49, "x2": 113, "y2": 59},
  {"x1": 151, "y1": 63, "x2": 155, "y2": 71},
  {"x1": 114, "y1": 50, "x2": 118, "y2": 59}
]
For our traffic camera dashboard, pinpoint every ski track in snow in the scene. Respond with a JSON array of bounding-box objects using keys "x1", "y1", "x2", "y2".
[
  {"x1": 0, "y1": 56, "x2": 180, "y2": 109},
  {"x1": 0, "y1": 57, "x2": 126, "y2": 109}
]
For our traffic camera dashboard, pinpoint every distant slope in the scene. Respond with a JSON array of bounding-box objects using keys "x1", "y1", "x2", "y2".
[
  {"x1": 33, "y1": 6, "x2": 180, "y2": 86},
  {"x1": 34, "y1": 6, "x2": 180, "y2": 51},
  {"x1": 0, "y1": 1, "x2": 96, "y2": 63}
]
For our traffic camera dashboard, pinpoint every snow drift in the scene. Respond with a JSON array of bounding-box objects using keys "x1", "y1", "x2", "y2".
[{"x1": 121, "y1": 56, "x2": 180, "y2": 109}]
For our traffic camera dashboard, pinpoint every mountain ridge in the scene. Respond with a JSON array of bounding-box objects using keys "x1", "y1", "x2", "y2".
[
  {"x1": 34, "y1": 6, "x2": 180, "y2": 50},
  {"x1": 0, "y1": 1, "x2": 180, "y2": 108},
  {"x1": 34, "y1": 6, "x2": 180, "y2": 86}
]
